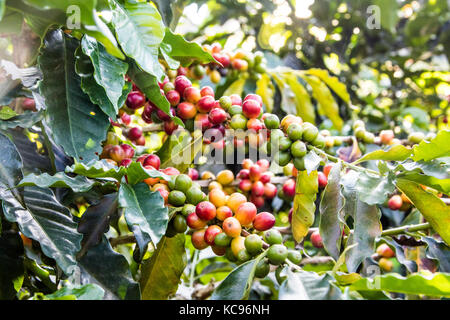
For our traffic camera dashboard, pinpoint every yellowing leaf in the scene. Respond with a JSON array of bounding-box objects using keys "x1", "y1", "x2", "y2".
[
  {"x1": 256, "y1": 73, "x2": 275, "y2": 112},
  {"x1": 305, "y1": 69, "x2": 350, "y2": 103}
]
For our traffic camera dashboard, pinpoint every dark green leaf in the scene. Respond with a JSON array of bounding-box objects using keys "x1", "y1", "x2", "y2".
[
  {"x1": 355, "y1": 171, "x2": 396, "y2": 205},
  {"x1": 41, "y1": 284, "x2": 105, "y2": 300},
  {"x1": 0, "y1": 111, "x2": 43, "y2": 130},
  {"x1": 125, "y1": 161, "x2": 170, "y2": 185},
  {"x1": 38, "y1": 29, "x2": 110, "y2": 163},
  {"x1": 140, "y1": 234, "x2": 186, "y2": 300},
  {"x1": 118, "y1": 183, "x2": 169, "y2": 260},
  {"x1": 66, "y1": 160, "x2": 126, "y2": 181},
  {"x1": 422, "y1": 237, "x2": 450, "y2": 273},
  {"x1": 319, "y1": 161, "x2": 344, "y2": 260}
]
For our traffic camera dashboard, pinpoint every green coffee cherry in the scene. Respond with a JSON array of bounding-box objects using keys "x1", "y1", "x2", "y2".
[
  {"x1": 363, "y1": 131, "x2": 375, "y2": 144},
  {"x1": 408, "y1": 131, "x2": 425, "y2": 144},
  {"x1": 215, "y1": 233, "x2": 232, "y2": 247},
  {"x1": 244, "y1": 234, "x2": 263, "y2": 255},
  {"x1": 237, "y1": 249, "x2": 251, "y2": 263},
  {"x1": 293, "y1": 156, "x2": 306, "y2": 171},
  {"x1": 254, "y1": 258, "x2": 270, "y2": 278},
  {"x1": 264, "y1": 229, "x2": 283, "y2": 245},
  {"x1": 229, "y1": 105, "x2": 243, "y2": 116},
  {"x1": 175, "y1": 174, "x2": 192, "y2": 193},
  {"x1": 219, "y1": 96, "x2": 232, "y2": 111},
  {"x1": 311, "y1": 134, "x2": 326, "y2": 149},
  {"x1": 267, "y1": 244, "x2": 288, "y2": 265},
  {"x1": 230, "y1": 114, "x2": 247, "y2": 130},
  {"x1": 291, "y1": 141, "x2": 307, "y2": 158},
  {"x1": 182, "y1": 204, "x2": 196, "y2": 217},
  {"x1": 173, "y1": 215, "x2": 187, "y2": 233},
  {"x1": 186, "y1": 187, "x2": 204, "y2": 205},
  {"x1": 287, "y1": 123, "x2": 303, "y2": 141},
  {"x1": 225, "y1": 247, "x2": 237, "y2": 262},
  {"x1": 354, "y1": 127, "x2": 366, "y2": 140},
  {"x1": 168, "y1": 190, "x2": 186, "y2": 207},
  {"x1": 287, "y1": 250, "x2": 302, "y2": 265},
  {"x1": 279, "y1": 137, "x2": 292, "y2": 151},
  {"x1": 302, "y1": 122, "x2": 319, "y2": 142},
  {"x1": 275, "y1": 151, "x2": 291, "y2": 166},
  {"x1": 264, "y1": 114, "x2": 280, "y2": 130}
]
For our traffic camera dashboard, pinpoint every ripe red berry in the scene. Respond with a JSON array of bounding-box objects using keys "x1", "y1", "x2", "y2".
[
  {"x1": 200, "y1": 86, "x2": 215, "y2": 97},
  {"x1": 235, "y1": 202, "x2": 257, "y2": 226},
  {"x1": 253, "y1": 212, "x2": 275, "y2": 231},
  {"x1": 204, "y1": 225, "x2": 222, "y2": 246},
  {"x1": 244, "y1": 94, "x2": 263, "y2": 107},
  {"x1": 186, "y1": 212, "x2": 207, "y2": 230},
  {"x1": 194, "y1": 113, "x2": 212, "y2": 131},
  {"x1": 264, "y1": 183, "x2": 277, "y2": 199},
  {"x1": 22, "y1": 98, "x2": 36, "y2": 111},
  {"x1": 252, "y1": 181, "x2": 265, "y2": 197},
  {"x1": 183, "y1": 86, "x2": 201, "y2": 104},
  {"x1": 318, "y1": 172, "x2": 328, "y2": 189},
  {"x1": 156, "y1": 107, "x2": 174, "y2": 122},
  {"x1": 256, "y1": 159, "x2": 270, "y2": 172},
  {"x1": 164, "y1": 120, "x2": 179, "y2": 135},
  {"x1": 143, "y1": 154, "x2": 160, "y2": 170},
  {"x1": 120, "y1": 144, "x2": 135, "y2": 159},
  {"x1": 239, "y1": 179, "x2": 252, "y2": 192},
  {"x1": 135, "y1": 135, "x2": 146, "y2": 146},
  {"x1": 247, "y1": 118, "x2": 263, "y2": 132},
  {"x1": 192, "y1": 229, "x2": 208, "y2": 250},
  {"x1": 212, "y1": 53, "x2": 230, "y2": 68},
  {"x1": 177, "y1": 67, "x2": 188, "y2": 76},
  {"x1": 188, "y1": 168, "x2": 199, "y2": 180},
  {"x1": 242, "y1": 99, "x2": 262, "y2": 119},
  {"x1": 249, "y1": 165, "x2": 262, "y2": 182},
  {"x1": 109, "y1": 145, "x2": 126, "y2": 163},
  {"x1": 323, "y1": 164, "x2": 333, "y2": 178},
  {"x1": 388, "y1": 195, "x2": 403, "y2": 210},
  {"x1": 197, "y1": 96, "x2": 216, "y2": 113},
  {"x1": 250, "y1": 195, "x2": 265, "y2": 208},
  {"x1": 162, "y1": 167, "x2": 180, "y2": 176},
  {"x1": 121, "y1": 113, "x2": 131, "y2": 125},
  {"x1": 237, "y1": 169, "x2": 250, "y2": 180},
  {"x1": 229, "y1": 94, "x2": 242, "y2": 106},
  {"x1": 177, "y1": 102, "x2": 197, "y2": 120},
  {"x1": 119, "y1": 159, "x2": 133, "y2": 167},
  {"x1": 376, "y1": 243, "x2": 396, "y2": 258},
  {"x1": 196, "y1": 201, "x2": 217, "y2": 221},
  {"x1": 128, "y1": 127, "x2": 143, "y2": 141},
  {"x1": 310, "y1": 231, "x2": 324, "y2": 248},
  {"x1": 166, "y1": 90, "x2": 181, "y2": 106},
  {"x1": 208, "y1": 107, "x2": 228, "y2": 125},
  {"x1": 288, "y1": 208, "x2": 293, "y2": 223},
  {"x1": 174, "y1": 76, "x2": 192, "y2": 95},
  {"x1": 126, "y1": 91, "x2": 146, "y2": 109},
  {"x1": 260, "y1": 172, "x2": 272, "y2": 184},
  {"x1": 282, "y1": 179, "x2": 296, "y2": 198}
]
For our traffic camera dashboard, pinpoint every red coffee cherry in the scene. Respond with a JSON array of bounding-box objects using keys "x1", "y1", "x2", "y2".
[
  {"x1": 128, "y1": 127, "x2": 143, "y2": 141},
  {"x1": 188, "y1": 168, "x2": 199, "y2": 180},
  {"x1": 121, "y1": 113, "x2": 131, "y2": 125},
  {"x1": 200, "y1": 86, "x2": 215, "y2": 97},
  {"x1": 252, "y1": 181, "x2": 265, "y2": 197},
  {"x1": 204, "y1": 225, "x2": 222, "y2": 246},
  {"x1": 376, "y1": 243, "x2": 396, "y2": 258},
  {"x1": 229, "y1": 94, "x2": 242, "y2": 106},
  {"x1": 282, "y1": 179, "x2": 296, "y2": 198},
  {"x1": 388, "y1": 195, "x2": 403, "y2": 210},
  {"x1": 235, "y1": 202, "x2": 257, "y2": 226},
  {"x1": 194, "y1": 113, "x2": 213, "y2": 131},
  {"x1": 208, "y1": 107, "x2": 228, "y2": 125},
  {"x1": 253, "y1": 212, "x2": 276, "y2": 231},
  {"x1": 183, "y1": 86, "x2": 202, "y2": 104},
  {"x1": 120, "y1": 144, "x2": 135, "y2": 159},
  {"x1": 143, "y1": 154, "x2": 160, "y2": 170},
  {"x1": 250, "y1": 195, "x2": 265, "y2": 208},
  {"x1": 196, "y1": 201, "x2": 217, "y2": 221},
  {"x1": 197, "y1": 96, "x2": 216, "y2": 113},
  {"x1": 22, "y1": 98, "x2": 36, "y2": 111},
  {"x1": 109, "y1": 145, "x2": 126, "y2": 163},
  {"x1": 310, "y1": 231, "x2": 324, "y2": 248},
  {"x1": 166, "y1": 90, "x2": 181, "y2": 106},
  {"x1": 222, "y1": 217, "x2": 242, "y2": 238},
  {"x1": 192, "y1": 229, "x2": 209, "y2": 250},
  {"x1": 126, "y1": 91, "x2": 146, "y2": 109},
  {"x1": 135, "y1": 135, "x2": 146, "y2": 146},
  {"x1": 237, "y1": 169, "x2": 250, "y2": 179},
  {"x1": 244, "y1": 94, "x2": 263, "y2": 106},
  {"x1": 239, "y1": 179, "x2": 252, "y2": 192},
  {"x1": 318, "y1": 172, "x2": 328, "y2": 189},
  {"x1": 174, "y1": 76, "x2": 192, "y2": 95},
  {"x1": 186, "y1": 212, "x2": 207, "y2": 230},
  {"x1": 256, "y1": 159, "x2": 270, "y2": 172},
  {"x1": 177, "y1": 102, "x2": 197, "y2": 120},
  {"x1": 249, "y1": 165, "x2": 262, "y2": 182},
  {"x1": 263, "y1": 183, "x2": 277, "y2": 199},
  {"x1": 242, "y1": 99, "x2": 262, "y2": 119},
  {"x1": 260, "y1": 172, "x2": 272, "y2": 184},
  {"x1": 119, "y1": 159, "x2": 133, "y2": 167}
]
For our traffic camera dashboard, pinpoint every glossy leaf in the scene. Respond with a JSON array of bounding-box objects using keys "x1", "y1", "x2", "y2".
[
  {"x1": 355, "y1": 171, "x2": 396, "y2": 205},
  {"x1": 255, "y1": 73, "x2": 275, "y2": 112},
  {"x1": 279, "y1": 270, "x2": 343, "y2": 300},
  {"x1": 125, "y1": 161, "x2": 171, "y2": 185},
  {"x1": 160, "y1": 28, "x2": 216, "y2": 67},
  {"x1": 422, "y1": 237, "x2": 450, "y2": 273},
  {"x1": 396, "y1": 178, "x2": 450, "y2": 245},
  {"x1": 350, "y1": 272, "x2": 450, "y2": 297},
  {"x1": 354, "y1": 145, "x2": 413, "y2": 164},
  {"x1": 78, "y1": 237, "x2": 140, "y2": 300},
  {"x1": 38, "y1": 30, "x2": 110, "y2": 163},
  {"x1": 0, "y1": 111, "x2": 43, "y2": 130},
  {"x1": 412, "y1": 130, "x2": 450, "y2": 162},
  {"x1": 292, "y1": 170, "x2": 318, "y2": 242},
  {"x1": 18, "y1": 172, "x2": 108, "y2": 193},
  {"x1": 109, "y1": 0, "x2": 165, "y2": 80},
  {"x1": 383, "y1": 238, "x2": 417, "y2": 273},
  {"x1": 211, "y1": 252, "x2": 267, "y2": 300},
  {"x1": 319, "y1": 161, "x2": 344, "y2": 260},
  {"x1": 118, "y1": 183, "x2": 169, "y2": 259},
  {"x1": 66, "y1": 160, "x2": 126, "y2": 181},
  {"x1": 2, "y1": 186, "x2": 82, "y2": 276},
  {"x1": 140, "y1": 234, "x2": 186, "y2": 300}
]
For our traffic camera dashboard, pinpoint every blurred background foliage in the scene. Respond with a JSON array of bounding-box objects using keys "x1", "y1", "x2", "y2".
[{"x1": 155, "y1": 0, "x2": 449, "y2": 135}]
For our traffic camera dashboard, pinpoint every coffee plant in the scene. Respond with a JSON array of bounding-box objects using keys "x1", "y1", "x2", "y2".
[{"x1": 0, "y1": 0, "x2": 449, "y2": 301}]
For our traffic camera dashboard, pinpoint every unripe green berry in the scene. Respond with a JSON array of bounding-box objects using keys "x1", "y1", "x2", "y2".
[{"x1": 264, "y1": 229, "x2": 283, "y2": 245}]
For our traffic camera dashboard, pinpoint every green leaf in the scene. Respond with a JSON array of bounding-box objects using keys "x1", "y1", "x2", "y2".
[
  {"x1": 157, "y1": 130, "x2": 202, "y2": 173},
  {"x1": 0, "y1": 132, "x2": 23, "y2": 198},
  {"x1": 78, "y1": 236, "x2": 140, "y2": 300},
  {"x1": 342, "y1": 171, "x2": 382, "y2": 273},
  {"x1": 396, "y1": 179, "x2": 450, "y2": 245},
  {"x1": 78, "y1": 193, "x2": 118, "y2": 254},
  {"x1": 38, "y1": 29, "x2": 110, "y2": 163},
  {"x1": 302, "y1": 75, "x2": 343, "y2": 130},
  {"x1": 283, "y1": 73, "x2": 315, "y2": 124},
  {"x1": 0, "y1": 232, "x2": 24, "y2": 300},
  {"x1": 224, "y1": 78, "x2": 247, "y2": 97},
  {"x1": 211, "y1": 252, "x2": 267, "y2": 300},
  {"x1": 161, "y1": 28, "x2": 216, "y2": 67},
  {"x1": 0, "y1": 107, "x2": 18, "y2": 120},
  {"x1": 2, "y1": 186, "x2": 82, "y2": 276},
  {"x1": 350, "y1": 272, "x2": 450, "y2": 297},
  {"x1": 304, "y1": 69, "x2": 350, "y2": 103},
  {"x1": 127, "y1": 62, "x2": 183, "y2": 126},
  {"x1": 43, "y1": 284, "x2": 105, "y2": 300},
  {"x1": 0, "y1": 0, "x2": 5, "y2": 20},
  {"x1": 355, "y1": 171, "x2": 396, "y2": 205},
  {"x1": 140, "y1": 234, "x2": 186, "y2": 300},
  {"x1": 18, "y1": 172, "x2": 109, "y2": 193},
  {"x1": 412, "y1": 130, "x2": 450, "y2": 162},
  {"x1": 292, "y1": 170, "x2": 318, "y2": 242},
  {"x1": 279, "y1": 270, "x2": 343, "y2": 300},
  {"x1": 109, "y1": 0, "x2": 165, "y2": 80},
  {"x1": 319, "y1": 161, "x2": 344, "y2": 260},
  {"x1": 255, "y1": 73, "x2": 275, "y2": 112},
  {"x1": 422, "y1": 237, "x2": 450, "y2": 273},
  {"x1": 24, "y1": 0, "x2": 124, "y2": 59},
  {"x1": 118, "y1": 183, "x2": 169, "y2": 259},
  {"x1": 78, "y1": 35, "x2": 130, "y2": 119},
  {"x1": 0, "y1": 111, "x2": 43, "y2": 130},
  {"x1": 354, "y1": 145, "x2": 413, "y2": 164},
  {"x1": 66, "y1": 160, "x2": 126, "y2": 181},
  {"x1": 383, "y1": 238, "x2": 417, "y2": 273}
]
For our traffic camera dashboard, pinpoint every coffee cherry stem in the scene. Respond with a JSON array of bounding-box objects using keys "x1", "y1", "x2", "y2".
[{"x1": 380, "y1": 222, "x2": 431, "y2": 237}]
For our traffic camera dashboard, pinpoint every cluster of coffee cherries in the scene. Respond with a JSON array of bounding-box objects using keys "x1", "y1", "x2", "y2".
[
  {"x1": 375, "y1": 243, "x2": 397, "y2": 272},
  {"x1": 236, "y1": 159, "x2": 277, "y2": 208},
  {"x1": 173, "y1": 43, "x2": 267, "y2": 84}
]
